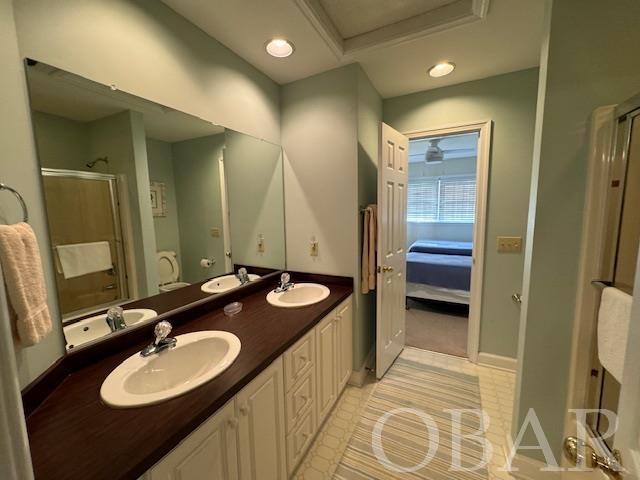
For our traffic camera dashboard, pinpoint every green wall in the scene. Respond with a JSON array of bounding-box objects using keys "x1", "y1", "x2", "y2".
[
  {"x1": 172, "y1": 134, "x2": 227, "y2": 284},
  {"x1": 384, "y1": 68, "x2": 539, "y2": 359},
  {"x1": 515, "y1": 0, "x2": 640, "y2": 461},
  {"x1": 31, "y1": 111, "x2": 90, "y2": 170},
  {"x1": 88, "y1": 110, "x2": 158, "y2": 296},
  {"x1": 282, "y1": 64, "x2": 383, "y2": 371},
  {"x1": 224, "y1": 130, "x2": 285, "y2": 269},
  {"x1": 146, "y1": 138, "x2": 181, "y2": 261},
  {"x1": 1, "y1": 0, "x2": 65, "y2": 389},
  {"x1": 356, "y1": 67, "x2": 382, "y2": 370}
]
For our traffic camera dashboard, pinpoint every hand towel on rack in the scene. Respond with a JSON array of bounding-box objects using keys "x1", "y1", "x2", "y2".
[
  {"x1": 55, "y1": 241, "x2": 112, "y2": 279},
  {"x1": 361, "y1": 204, "x2": 377, "y2": 294},
  {"x1": 597, "y1": 286, "x2": 632, "y2": 383},
  {"x1": 0, "y1": 223, "x2": 52, "y2": 346}
]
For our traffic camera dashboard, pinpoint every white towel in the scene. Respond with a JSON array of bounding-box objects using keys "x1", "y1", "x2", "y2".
[
  {"x1": 597, "y1": 287, "x2": 632, "y2": 383},
  {"x1": 361, "y1": 205, "x2": 377, "y2": 294},
  {"x1": 0, "y1": 223, "x2": 52, "y2": 346},
  {"x1": 56, "y1": 241, "x2": 113, "y2": 279}
]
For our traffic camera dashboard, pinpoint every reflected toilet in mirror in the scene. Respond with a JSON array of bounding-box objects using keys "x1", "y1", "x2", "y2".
[{"x1": 25, "y1": 60, "x2": 286, "y2": 349}]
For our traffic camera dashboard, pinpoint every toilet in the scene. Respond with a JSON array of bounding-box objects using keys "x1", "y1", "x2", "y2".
[{"x1": 157, "y1": 251, "x2": 190, "y2": 292}]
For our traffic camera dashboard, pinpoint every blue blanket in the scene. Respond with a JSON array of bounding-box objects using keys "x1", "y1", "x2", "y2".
[
  {"x1": 406, "y1": 251, "x2": 472, "y2": 291},
  {"x1": 409, "y1": 240, "x2": 473, "y2": 256}
]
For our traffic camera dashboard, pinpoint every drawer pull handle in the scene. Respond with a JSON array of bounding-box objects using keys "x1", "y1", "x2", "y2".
[
  {"x1": 299, "y1": 355, "x2": 308, "y2": 362},
  {"x1": 239, "y1": 405, "x2": 249, "y2": 416},
  {"x1": 300, "y1": 395, "x2": 308, "y2": 402},
  {"x1": 227, "y1": 417, "x2": 239, "y2": 429}
]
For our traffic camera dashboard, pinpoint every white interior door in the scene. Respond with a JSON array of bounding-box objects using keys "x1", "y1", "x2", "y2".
[{"x1": 376, "y1": 123, "x2": 408, "y2": 379}]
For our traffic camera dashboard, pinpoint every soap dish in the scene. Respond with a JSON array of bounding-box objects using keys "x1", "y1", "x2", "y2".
[{"x1": 224, "y1": 302, "x2": 243, "y2": 317}]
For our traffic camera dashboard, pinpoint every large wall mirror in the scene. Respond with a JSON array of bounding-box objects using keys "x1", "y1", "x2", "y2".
[{"x1": 25, "y1": 60, "x2": 285, "y2": 349}]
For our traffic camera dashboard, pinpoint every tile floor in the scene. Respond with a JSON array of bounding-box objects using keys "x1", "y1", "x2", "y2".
[{"x1": 294, "y1": 347, "x2": 516, "y2": 480}]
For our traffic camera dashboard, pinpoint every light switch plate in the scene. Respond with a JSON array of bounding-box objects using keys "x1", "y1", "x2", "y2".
[
  {"x1": 210, "y1": 228, "x2": 220, "y2": 238},
  {"x1": 497, "y1": 236, "x2": 522, "y2": 253}
]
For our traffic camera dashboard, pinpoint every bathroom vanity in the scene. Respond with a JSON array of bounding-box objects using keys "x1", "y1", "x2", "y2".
[{"x1": 24, "y1": 274, "x2": 353, "y2": 480}]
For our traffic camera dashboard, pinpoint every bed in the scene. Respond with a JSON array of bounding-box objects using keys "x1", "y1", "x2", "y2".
[{"x1": 406, "y1": 240, "x2": 473, "y2": 305}]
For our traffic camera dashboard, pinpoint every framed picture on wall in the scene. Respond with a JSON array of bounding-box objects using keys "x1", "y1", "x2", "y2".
[{"x1": 150, "y1": 182, "x2": 167, "y2": 217}]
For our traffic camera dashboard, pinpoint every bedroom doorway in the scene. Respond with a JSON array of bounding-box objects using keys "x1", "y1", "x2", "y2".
[{"x1": 404, "y1": 122, "x2": 490, "y2": 361}]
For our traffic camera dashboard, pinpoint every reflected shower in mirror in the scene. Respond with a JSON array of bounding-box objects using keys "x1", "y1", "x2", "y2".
[{"x1": 25, "y1": 60, "x2": 285, "y2": 349}]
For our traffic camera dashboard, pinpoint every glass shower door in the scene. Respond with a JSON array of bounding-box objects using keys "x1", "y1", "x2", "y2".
[{"x1": 41, "y1": 170, "x2": 128, "y2": 318}]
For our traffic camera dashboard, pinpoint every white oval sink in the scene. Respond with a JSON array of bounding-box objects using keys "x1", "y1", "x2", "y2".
[
  {"x1": 100, "y1": 330, "x2": 241, "y2": 408},
  {"x1": 201, "y1": 273, "x2": 260, "y2": 294},
  {"x1": 64, "y1": 308, "x2": 157, "y2": 349},
  {"x1": 266, "y1": 283, "x2": 330, "y2": 308}
]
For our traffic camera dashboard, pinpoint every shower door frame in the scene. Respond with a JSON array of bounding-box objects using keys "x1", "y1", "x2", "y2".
[{"x1": 41, "y1": 168, "x2": 130, "y2": 321}]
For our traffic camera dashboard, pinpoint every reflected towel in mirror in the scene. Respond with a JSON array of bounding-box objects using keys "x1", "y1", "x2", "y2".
[{"x1": 55, "y1": 241, "x2": 112, "y2": 279}]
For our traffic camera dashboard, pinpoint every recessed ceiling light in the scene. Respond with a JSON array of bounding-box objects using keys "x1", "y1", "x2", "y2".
[
  {"x1": 265, "y1": 38, "x2": 295, "y2": 58},
  {"x1": 428, "y1": 62, "x2": 455, "y2": 78}
]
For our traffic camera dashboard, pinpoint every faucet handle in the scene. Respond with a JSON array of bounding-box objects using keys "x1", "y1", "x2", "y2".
[
  {"x1": 238, "y1": 267, "x2": 247, "y2": 276},
  {"x1": 280, "y1": 272, "x2": 290, "y2": 285},
  {"x1": 107, "y1": 306, "x2": 123, "y2": 319},
  {"x1": 154, "y1": 321, "x2": 172, "y2": 345}
]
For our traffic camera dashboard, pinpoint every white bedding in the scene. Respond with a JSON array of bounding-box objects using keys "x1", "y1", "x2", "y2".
[{"x1": 406, "y1": 281, "x2": 470, "y2": 305}]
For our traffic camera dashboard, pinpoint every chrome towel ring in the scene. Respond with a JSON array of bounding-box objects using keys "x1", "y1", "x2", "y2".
[{"x1": 0, "y1": 183, "x2": 29, "y2": 223}]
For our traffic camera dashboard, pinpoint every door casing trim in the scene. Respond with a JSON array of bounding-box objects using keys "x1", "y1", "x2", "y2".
[{"x1": 402, "y1": 120, "x2": 492, "y2": 363}]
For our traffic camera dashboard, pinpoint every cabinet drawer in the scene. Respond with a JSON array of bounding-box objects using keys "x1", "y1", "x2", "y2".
[
  {"x1": 285, "y1": 367, "x2": 315, "y2": 433},
  {"x1": 286, "y1": 407, "x2": 315, "y2": 475},
  {"x1": 284, "y1": 330, "x2": 315, "y2": 392}
]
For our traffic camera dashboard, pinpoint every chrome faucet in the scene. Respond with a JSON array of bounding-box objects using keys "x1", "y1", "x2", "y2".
[
  {"x1": 141, "y1": 320, "x2": 177, "y2": 357},
  {"x1": 106, "y1": 306, "x2": 126, "y2": 332},
  {"x1": 236, "y1": 267, "x2": 250, "y2": 285},
  {"x1": 274, "y1": 272, "x2": 294, "y2": 293}
]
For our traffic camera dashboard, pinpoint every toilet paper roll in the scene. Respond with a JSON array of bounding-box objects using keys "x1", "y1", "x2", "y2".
[{"x1": 200, "y1": 258, "x2": 214, "y2": 268}]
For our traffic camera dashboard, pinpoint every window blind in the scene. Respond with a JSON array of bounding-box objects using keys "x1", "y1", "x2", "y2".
[
  {"x1": 407, "y1": 174, "x2": 476, "y2": 223},
  {"x1": 407, "y1": 177, "x2": 438, "y2": 222}
]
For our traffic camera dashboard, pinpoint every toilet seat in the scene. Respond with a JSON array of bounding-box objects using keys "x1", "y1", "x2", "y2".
[{"x1": 157, "y1": 251, "x2": 190, "y2": 292}]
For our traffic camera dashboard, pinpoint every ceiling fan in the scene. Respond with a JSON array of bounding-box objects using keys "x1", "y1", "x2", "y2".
[{"x1": 425, "y1": 139, "x2": 444, "y2": 164}]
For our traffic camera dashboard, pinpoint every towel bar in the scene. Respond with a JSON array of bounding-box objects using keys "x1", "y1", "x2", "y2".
[{"x1": 0, "y1": 183, "x2": 28, "y2": 223}]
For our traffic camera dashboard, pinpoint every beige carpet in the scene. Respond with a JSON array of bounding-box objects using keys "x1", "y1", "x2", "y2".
[
  {"x1": 334, "y1": 358, "x2": 488, "y2": 480},
  {"x1": 405, "y1": 298, "x2": 469, "y2": 358}
]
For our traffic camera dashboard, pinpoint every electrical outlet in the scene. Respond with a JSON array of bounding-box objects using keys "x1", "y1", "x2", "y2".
[
  {"x1": 257, "y1": 234, "x2": 265, "y2": 253},
  {"x1": 497, "y1": 236, "x2": 522, "y2": 253},
  {"x1": 210, "y1": 228, "x2": 220, "y2": 238},
  {"x1": 310, "y1": 237, "x2": 319, "y2": 257}
]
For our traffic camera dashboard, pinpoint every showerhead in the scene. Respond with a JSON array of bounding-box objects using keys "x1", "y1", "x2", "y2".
[{"x1": 86, "y1": 157, "x2": 108, "y2": 169}]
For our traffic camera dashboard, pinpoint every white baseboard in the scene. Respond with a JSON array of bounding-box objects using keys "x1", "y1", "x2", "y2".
[
  {"x1": 477, "y1": 352, "x2": 518, "y2": 372},
  {"x1": 348, "y1": 347, "x2": 374, "y2": 387},
  {"x1": 508, "y1": 454, "x2": 562, "y2": 480}
]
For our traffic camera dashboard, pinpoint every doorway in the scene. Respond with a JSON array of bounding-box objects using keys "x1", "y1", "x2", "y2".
[{"x1": 404, "y1": 122, "x2": 490, "y2": 362}]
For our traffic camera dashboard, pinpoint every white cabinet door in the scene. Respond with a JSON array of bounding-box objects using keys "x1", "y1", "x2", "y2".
[
  {"x1": 336, "y1": 298, "x2": 353, "y2": 393},
  {"x1": 147, "y1": 400, "x2": 239, "y2": 480},
  {"x1": 236, "y1": 358, "x2": 287, "y2": 480},
  {"x1": 316, "y1": 313, "x2": 337, "y2": 426}
]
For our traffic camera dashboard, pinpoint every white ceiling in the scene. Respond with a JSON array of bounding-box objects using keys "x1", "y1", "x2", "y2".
[
  {"x1": 161, "y1": 0, "x2": 544, "y2": 98},
  {"x1": 27, "y1": 63, "x2": 224, "y2": 143},
  {"x1": 319, "y1": 0, "x2": 459, "y2": 39}
]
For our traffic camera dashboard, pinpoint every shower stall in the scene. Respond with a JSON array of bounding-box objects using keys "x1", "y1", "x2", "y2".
[{"x1": 41, "y1": 168, "x2": 129, "y2": 319}]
